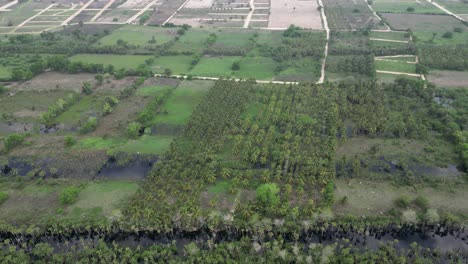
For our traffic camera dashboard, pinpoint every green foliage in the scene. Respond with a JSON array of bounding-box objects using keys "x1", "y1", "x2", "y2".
[
  {"x1": 59, "y1": 186, "x2": 81, "y2": 205},
  {"x1": 406, "y1": 7, "x2": 415, "y2": 12},
  {"x1": 64, "y1": 136, "x2": 77, "y2": 147},
  {"x1": 0, "y1": 191, "x2": 9, "y2": 205},
  {"x1": 0, "y1": 85, "x2": 8, "y2": 94},
  {"x1": 413, "y1": 195, "x2": 429, "y2": 211},
  {"x1": 394, "y1": 195, "x2": 411, "y2": 208},
  {"x1": 94, "y1": 74, "x2": 104, "y2": 85},
  {"x1": 102, "y1": 102, "x2": 113, "y2": 115},
  {"x1": 137, "y1": 88, "x2": 173, "y2": 125},
  {"x1": 442, "y1": 31, "x2": 453, "y2": 39},
  {"x1": 81, "y1": 82, "x2": 93, "y2": 95},
  {"x1": 79, "y1": 117, "x2": 98, "y2": 134},
  {"x1": 231, "y1": 61, "x2": 240, "y2": 71},
  {"x1": 256, "y1": 183, "x2": 280, "y2": 206},
  {"x1": 127, "y1": 122, "x2": 141, "y2": 139},
  {"x1": 3, "y1": 134, "x2": 25, "y2": 152}
]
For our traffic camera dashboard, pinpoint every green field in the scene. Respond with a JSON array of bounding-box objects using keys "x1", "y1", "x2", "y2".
[
  {"x1": 211, "y1": 30, "x2": 256, "y2": 49},
  {"x1": 137, "y1": 85, "x2": 176, "y2": 97},
  {"x1": 152, "y1": 80, "x2": 213, "y2": 125},
  {"x1": 168, "y1": 29, "x2": 214, "y2": 53},
  {"x1": 96, "y1": 25, "x2": 177, "y2": 46},
  {"x1": 118, "y1": 135, "x2": 174, "y2": 154},
  {"x1": 435, "y1": 0, "x2": 468, "y2": 13},
  {"x1": 369, "y1": 31, "x2": 410, "y2": 41},
  {"x1": 375, "y1": 60, "x2": 417, "y2": 73},
  {"x1": 151, "y1": 55, "x2": 193, "y2": 75},
  {"x1": 70, "y1": 54, "x2": 152, "y2": 70},
  {"x1": 190, "y1": 56, "x2": 242, "y2": 77},
  {"x1": 56, "y1": 95, "x2": 106, "y2": 126},
  {"x1": 414, "y1": 30, "x2": 468, "y2": 45}
]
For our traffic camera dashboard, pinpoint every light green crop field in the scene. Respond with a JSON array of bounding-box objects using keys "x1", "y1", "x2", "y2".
[
  {"x1": 369, "y1": 31, "x2": 410, "y2": 41},
  {"x1": 414, "y1": 31, "x2": 468, "y2": 45},
  {"x1": 212, "y1": 29, "x2": 256, "y2": 49},
  {"x1": 152, "y1": 80, "x2": 213, "y2": 125},
  {"x1": 233, "y1": 57, "x2": 277, "y2": 80},
  {"x1": 70, "y1": 54, "x2": 153, "y2": 70},
  {"x1": 118, "y1": 135, "x2": 175, "y2": 154},
  {"x1": 67, "y1": 181, "x2": 139, "y2": 218},
  {"x1": 375, "y1": 60, "x2": 417, "y2": 73},
  {"x1": 435, "y1": 0, "x2": 468, "y2": 13},
  {"x1": 96, "y1": 25, "x2": 177, "y2": 46},
  {"x1": 151, "y1": 55, "x2": 193, "y2": 75},
  {"x1": 169, "y1": 29, "x2": 214, "y2": 53},
  {"x1": 190, "y1": 56, "x2": 243, "y2": 78}
]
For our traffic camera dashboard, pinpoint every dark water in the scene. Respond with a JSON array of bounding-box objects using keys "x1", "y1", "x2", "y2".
[{"x1": 97, "y1": 156, "x2": 157, "y2": 180}]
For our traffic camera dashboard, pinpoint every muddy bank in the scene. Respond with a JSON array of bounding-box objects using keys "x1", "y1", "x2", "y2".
[{"x1": 97, "y1": 154, "x2": 157, "y2": 180}]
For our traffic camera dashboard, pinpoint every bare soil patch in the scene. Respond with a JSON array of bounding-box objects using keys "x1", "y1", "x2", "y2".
[
  {"x1": 147, "y1": 0, "x2": 188, "y2": 25},
  {"x1": 269, "y1": 0, "x2": 322, "y2": 29},
  {"x1": 427, "y1": 70, "x2": 468, "y2": 88}
]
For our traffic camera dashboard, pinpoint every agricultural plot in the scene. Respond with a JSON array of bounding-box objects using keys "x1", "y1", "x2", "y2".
[
  {"x1": 323, "y1": 0, "x2": 380, "y2": 30},
  {"x1": 427, "y1": 70, "x2": 468, "y2": 88},
  {"x1": 70, "y1": 54, "x2": 153, "y2": 70},
  {"x1": 96, "y1": 25, "x2": 178, "y2": 46},
  {"x1": 381, "y1": 13, "x2": 465, "y2": 31},
  {"x1": 371, "y1": 0, "x2": 444, "y2": 14}
]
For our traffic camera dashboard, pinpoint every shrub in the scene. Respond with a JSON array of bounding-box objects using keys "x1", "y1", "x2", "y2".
[
  {"x1": 231, "y1": 61, "x2": 240, "y2": 71},
  {"x1": 256, "y1": 183, "x2": 279, "y2": 206},
  {"x1": 79, "y1": 117, "x2": 98, "y2": 134},
  {"x1": 64, "y1": 136, "x2": 76, "y2": 147},
  {"x1": 0, "y1": 85, "x2": 8, "y2": 94},
  {"x1": 442, "y1": 31, "x2": 453, "y2": 38},
  {"x1": 454, "y1": 27, "x2": 463, "y2": 33},
  {"x1": 104, "y1": 96, "x2": 119, "y2": 107},
  {"x1": 102, "y1": 102, "x2": 113, "y2": 115},
  {"x1": 402, "y1": 209, "x2": 418, "y2": 224},
  {"x1": 81, "y1": 82, "x2": 92, "y2": 95},
  {"x1": 367, "y1": 0, "x2": 373, "y2": 4},
  {"x1": 3, "y1": 134, "x2": 25, "y2": 152},
  {"x1": 59, "y1": 186, "x2": 80, "y2": 205},
  {"x1": 394, "y1": 195, "x2": 411, "y2": 208},
  {"x1": 407, "y1": 7, "x2": 415, "y2": 12},
  {"x1": 413, "y1": 195, "x2": 429, "y2": 210},
  {"x1": 127, "y1": 122, "x2": 141, "y2": 139},
  {"x1": 0, "y1": 191, "x2": 9, "y2": 205}
]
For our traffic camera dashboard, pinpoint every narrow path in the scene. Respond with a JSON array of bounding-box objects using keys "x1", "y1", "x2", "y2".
[
  {"x1": 126, "y1": 0, "x2": 158, "y2": 24},
  {"x1": 11, "y1": 4, "x2": 55, "y2": 33},
  {"x1": 429, "y1": 0, "x2": 466, "y2": 22},
  {"x1": 370, "y1": 38, "x2": 409, "y2": 43},
  {"x1": 161, "y1": 0, "x2": 191, "y2": 26},
  {"x1": 0, "y1": 0, "x2": 18, "y2": 11},
  {"x1": 317, "y1": 0, "x2": 329, "y2": 84},
  {"x1": 366, "y1": 1, "x2": 391, "y2": 31},
  {"x1": 243, "y1": 0, "x2": 255, "y2": 28},
  {"x1": 90, "y1": 0, "x2": 116, "y2": 22},
  {"x1": 61, "y1": 0, "x2": 95, "y2": 26},
  {"x1": 154, "y1": 74, "x2": 300, "y2": 85},
  {"x1": 376, "y1": 70, "x2": 423, "y2": 78}
]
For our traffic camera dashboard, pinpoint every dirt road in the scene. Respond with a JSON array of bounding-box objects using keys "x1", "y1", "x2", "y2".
[
  {"x1": 317, "y1": 0, "x2": 329, "y2": 84},
  {"x1": 243, "y1": 0, "x2": 255, "y2": 28}
]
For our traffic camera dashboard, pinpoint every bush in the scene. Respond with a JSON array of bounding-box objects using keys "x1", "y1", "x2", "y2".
[
  {"x1": 81, "y1": 82, "x2": 93, "y2": 95},
  {"x1": 64, "y1": 136, "x2": 76, "y2": 147},
  {"x1": 367, "y1": 0, "x2": 373, "y2": 4},
  {"x1": 442, "y1": 31, "x2": 453, "y2": 38},
  {"x1": 102, "y1": 102, "x2": 113, "y2": 115},
  {"x1": 3, "y1": 134, "x2": 25, "y2": 152},
  {"x1": 0, "y1": 191, "x2": 9, "y2": 205},
  {"x1": 407, "y1": 7, "x2": 415, "y2": 12},
  {"x1": 413, "y1": 195, "x2": 429, "y2": 210},
  {"x1": 79, "y1": 117, "x2": 98, "y2": 134},
  {"x1": 454, "y1": 27, "x2": 463, "y2": 33},
  {"x1": 231, "y1": 61, "x2": 240, "y2": 71},
  {"x1": 0, "y1": 85, "x2": 8, "y2": 95},
  {"x1": 394, "y1": 195, "x2": 411, "y2": 208},
  {"x1": 127, "y1": 122, "x2": 141, "y2": 139},
  {"x1": 256, "y1": 183, "x2": 279, "y2": 207},
  {"x1": 59, "y1": 186, "x2": 81, "y2": 205}
]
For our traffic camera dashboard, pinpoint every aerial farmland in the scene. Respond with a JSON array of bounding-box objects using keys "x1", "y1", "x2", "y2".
[{"x1": 0, "y1": 0, "x2": 467, "y2": 262}]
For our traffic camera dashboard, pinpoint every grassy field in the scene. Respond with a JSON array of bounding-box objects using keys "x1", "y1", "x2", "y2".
[
  {"x1": 435, "y1": 0, "x2": 468, "y2": 13},
  {"x1": 96, "y1": 25, "x2": 177, "y2": 46},
  {"x1": 375, "y1": 60, "x2": 417, "y2": 73},
  {"x1": 118, "y1": 135, "x2": 175, "y2": 154},
  {"x1": 190, "y1": 56, "x2": 242, "y2": 78},
  {"x1": 372, "y1": 1, "x2": 444, "y2": 14},
  {"x1": 334, "y1": 178, "x2": 468, "y2": 218},
  {"x1": 152, "y1": 80, "x2": 213, "y2": 125},
  {"x1": 275, "y1": 57, "x2": 321, "y2": 82},
  {"x1": 56, "y1": 95, "x2": 106, "y2": 126},
  {"x1": 0, "y1": 180, "x2": 138, "y2": 225},
  {"x1": 137, "y1": 85, "x2": 176, "y2": 97},
  {"x1": 0, "y1": 65, "x2": 12, "y2": 79},
  {"x1": 234, "y1": 57, "x2": 277, "y2": 80},
  {"x1": 381, "y1": 13, "x2": 466, "y2": 32},
  {"x1": 70, "y1": 54, "x2": 152, "y2": 70},
  {"x1": 151, "y1": 55, "x2": 193, "y2": 75},
  {"x1": 168, "y1": 29, "x2": 214, "y2": 53},
  {"x1": 211, "y1": 29, "x2": 256, "y2": 49},
  {"x1": 369, "y1": 31, "x2": 410, "y2": 41},
  {"x1": 414, "y1": 30, "x2": 468, "y2": 45}
]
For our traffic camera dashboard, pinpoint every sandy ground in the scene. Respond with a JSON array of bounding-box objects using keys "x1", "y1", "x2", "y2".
[
  {"x1": 185, "y1": 0, "x2": 214, "y2": 8},
  {"x1": 427, "y1": 70, "x2": 468, "y2": 88},
  {"x1": 268, "y1": 0, "x2": 322, "y2": 29}
]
